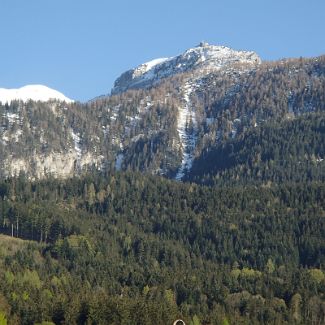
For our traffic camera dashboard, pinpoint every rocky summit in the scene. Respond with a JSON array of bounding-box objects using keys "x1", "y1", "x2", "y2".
[{"x1": 111, "y1": 42, "x2": 261, "y2": 94}]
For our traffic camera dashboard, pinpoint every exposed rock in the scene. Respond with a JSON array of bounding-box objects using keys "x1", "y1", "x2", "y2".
[
  {"x1": 3, "y1": 151, "x2": 103, "y2": 180},
  {"x1": 111, "y1": 42, "x2": 261, "y2": 94}
]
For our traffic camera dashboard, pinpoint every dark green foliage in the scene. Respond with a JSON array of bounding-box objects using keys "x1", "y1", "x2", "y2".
[
  {"x1": 188, "y1": 112, "x2": 325, "y2": 185},
  {"x1": 0, "y1": 171, "x2": 324, "y2": 324}
]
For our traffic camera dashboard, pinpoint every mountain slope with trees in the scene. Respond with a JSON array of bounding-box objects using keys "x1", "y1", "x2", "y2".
[
  {"x1": 0, "y1": 47, "x2": 324, "y2": 325},
  {"x1": 187, "y1": 112, "x2": 325, "y2": 185},
  {"x1": 0, "y1": 50, "x2": 324, "y2": 180},
  {"x1": 0, "y1": 172, "x2": 324, "y2": 324}
]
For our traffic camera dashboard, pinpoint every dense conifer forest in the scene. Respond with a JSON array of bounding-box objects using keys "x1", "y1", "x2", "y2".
[
  {"x1": 0, "y1": 161, "x2": 324, "y2": 324},
  {"x1": 188, "y1": 112, "x2": 325, "y2": 185}
]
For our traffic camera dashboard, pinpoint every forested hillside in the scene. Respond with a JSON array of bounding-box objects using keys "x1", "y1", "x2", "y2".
[
  {"x1": 1, "y1": 46, "x2": 325, "y2": 324},
  {"x1": 0, "y1": 172, "x2": 324, "y2": 324},
  {"x1": 1, "y1": 54, "x2": 324, "y2": 180},
  {"x1": 188, "y1": 112, "x2": 325, "y2": 185}
]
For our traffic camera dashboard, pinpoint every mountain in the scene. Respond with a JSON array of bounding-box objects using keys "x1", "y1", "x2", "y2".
[
  {"x1": 0, "y1": 44, "x2": 324, "y2": 180},
  {"x1": 0, "y1": 85, "x2": 73, "y2": 104},
  {"x1": 97, "y1": 51, "x2": 325, "y2": 182},
  {"x1": 0, "y1": 45, "x2": 325, "y2": 325},
  {"x1": 111, "y1": 42, "x2": 261, "y2": 94}
]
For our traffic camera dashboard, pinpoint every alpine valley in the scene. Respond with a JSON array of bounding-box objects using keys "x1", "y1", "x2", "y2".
[{"x1": 0, "y1": 43, "x2": 325, "y2": 325}]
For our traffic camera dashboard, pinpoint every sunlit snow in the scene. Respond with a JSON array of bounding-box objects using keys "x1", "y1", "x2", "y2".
[
  {"x1": 175, "y1": 81, "x2": 198, "y2": 181},
  {"x1": 112, "y1": 42, "x2": 261, "y2": 94},
  {"x1": 70, "y1": 129, "x2": 82, "y2": 158},
  {"x1": 0, "y1": 85, "x2": 73, "y2": 104}
]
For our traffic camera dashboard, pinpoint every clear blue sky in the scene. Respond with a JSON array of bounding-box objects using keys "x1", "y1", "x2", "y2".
[{"x1": 1, "y1": 0, "x2": 324, "y2": 102}]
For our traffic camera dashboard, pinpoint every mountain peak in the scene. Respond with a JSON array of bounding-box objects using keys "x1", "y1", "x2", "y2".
[
  {"x1": 111, "y1": 43, "x2": 261, "y2": 94},
  {"x1": 196, "y1": 41, "x2": 209, "y2": 47},
  {"x1": 0, "y1": 85, "x2": 73, "y2": 104}
]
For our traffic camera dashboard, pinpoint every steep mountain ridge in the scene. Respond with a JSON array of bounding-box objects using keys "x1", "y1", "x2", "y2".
[
  {"x1": 112, "y1": 43, "x2": 262, "y2": 178},
  {"x1": 111, "y1": 42, "x2": 261, "y2": 94}
]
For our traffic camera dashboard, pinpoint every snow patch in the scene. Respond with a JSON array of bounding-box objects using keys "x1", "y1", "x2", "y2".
[
  {"x1": 70, "y1": 129, "x2": 82, "y2": 158},
  {"x1": 175, "y1": 81, "x2": 198, "y2": 180},
  {"x1": 134, "y1": 58, "x2": 170, "y2": 77},
  {"x1": 112, "y1": 42, "x2": 261, "y2": 94},
  {"x1": 5, "y1": 112, "x2": 20, "y2": 124},
  {"x1": 0, "y1": 85, "x2": 73, "y2": 104}
]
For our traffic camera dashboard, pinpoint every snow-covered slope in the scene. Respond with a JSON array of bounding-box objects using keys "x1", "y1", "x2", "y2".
[
  {"x1": 0, "y1": 85, "x2": 73, "y2": 104},
  {"x1": 111, "y1": 42, "x2": 261, "y2": 94}
]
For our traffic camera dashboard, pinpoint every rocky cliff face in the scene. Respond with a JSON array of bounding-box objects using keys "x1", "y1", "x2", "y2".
[
  {"x1": 111, "y1": 42, "x2": 261, "y2": 94},
  {"x1": 3, "y1": 152, "x2": 103, "y2": 180},
  {"x1": 0, "y1": 100, "x2": 104, "y2": 180}
]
